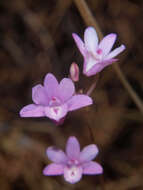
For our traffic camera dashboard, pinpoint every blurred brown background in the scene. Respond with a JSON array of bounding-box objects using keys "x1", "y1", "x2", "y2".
[{"x1": 0, "y1": 0, "x2": 143, "y2": 189}]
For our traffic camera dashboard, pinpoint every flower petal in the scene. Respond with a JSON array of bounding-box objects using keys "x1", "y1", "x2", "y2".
[
  {"x1": 105, "y1": 44, "x2": 126, "y2": 59},
  {"x1": 83, "y1": 161, "x2": 103, "y2": 175},
  {"x1": 43, "y1": 163, "x2": 64, "y2": 176},
  {"x1": 80, "y1": 144, "x2": 98, "y2": 163},
  {"x1": 20, "y1": 104, "x2": 44, "y2": 117},
  {"x1": 84, "y1": 59, "x2": 117, "y2": 77},
  {"x1": 66, "y1": 136, "x2": 80, "y2": 160},
  {"x1": 64, "y1": 166, "x2": 83, "y2": 184},
  {"x1": 98, "y1": 33, "x2": 117, "y2": 57},
  {"x1": 83, "y1": 55, "x2": 99, "y2": 73},
  {"x1": 72, "y1": 33, "x2": 86, "y2": 56},
  {"x1": 84, "y1": 27, "x2": 98, "y2": 52},
  {"x1": 45, "y1": 104, "x2": 68, "y2": 121},
  {"x1": 58, "y1": 78, "x2": 75, "y2": 102},
  {"x1": 46, "y1": 146, "x2": 67, "y2": 164},
  {"x1": 67, "y1": 95, "x2": 93, "y2": 111},
  {"x1": 32, "y1": 84, "x2": 49, "y2": 105},
  {"x1": 44, "y1": 73, "x2": 59, "y2": 98}
]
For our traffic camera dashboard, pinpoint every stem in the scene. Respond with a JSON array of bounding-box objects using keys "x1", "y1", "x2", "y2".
[
  {"x1": 74, "y1": 0, "x2": 143, "y2": 114},
  {"x1": 86, "y1": 82, "x2": 97, "y2": 96},
  {"x1": 86, "y1": 74, "x2": 100, "y2": 95}
]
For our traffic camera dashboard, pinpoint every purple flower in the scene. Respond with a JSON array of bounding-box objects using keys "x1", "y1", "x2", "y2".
[
  {"x1": 43, "y1": 136, "x2": 103, "y2": 184},
  {"x1": 20, "y1": 73, "x2": 92, "y2": 123},
  {"x1": 72, "y1": 26, "x2": 126, "y2": 76}
]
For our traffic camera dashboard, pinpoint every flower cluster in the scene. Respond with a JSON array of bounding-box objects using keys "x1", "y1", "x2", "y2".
[{"x1": 19, "y1": 26, "x2": 125, "y2": 184}]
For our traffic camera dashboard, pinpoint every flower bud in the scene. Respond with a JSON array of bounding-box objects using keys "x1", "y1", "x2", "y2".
[{"x1": 70, "y1": 62, "x2": 79, "y2": 82}]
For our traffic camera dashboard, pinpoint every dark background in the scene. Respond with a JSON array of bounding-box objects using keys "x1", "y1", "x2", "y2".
[{"x1": 0, "y1": 0, "x2": 143, "y2": 189}]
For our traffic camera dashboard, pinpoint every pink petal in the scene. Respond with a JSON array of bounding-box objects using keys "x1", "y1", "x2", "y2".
[
  {"x1": 46, "y1": 146, "x2": 67, "y2": 164},
  {"x1": 43, "y1": 163, "x2": 64, "y2": 176},
  {"x1": 67, "y1": 95, "x2": 93, "y2": 111},
  {"x1": 83, "y1": 161, "x2": 103, "y2": 175},
  {"x1": 84, "y1": 59, "x2": 117, "y2": 77},
  {"x1": 84, "y1": 27, "x2": 98, "y2": 53},
  {"x1": 98, "y1": 33, "x2": 117, "y2": 57},
  {"x1": 83, "y1": 55, "x2": 99, "y2": 73},
  {"x1": 44, "y1": 73, "x2": 59, "y2": 98},
  {"x1": 44, "y1": 104, "x2": 68, "y2": 121},
  {"x1": 20, "y1": 104, "x2": 45, "y2": 117},
  {"x1": 72, "y1": 33, "x2": 86, "y2": 57},
  {"x1": 32, "y1": 84, "x2": 49, "y2": 105},
  {"x1": 105, "y1": 44, "x2": 126, "y2": 59},
  {"x1": 80, "y1": 145, "x2": 99, "y2": 163},
  {"x1": 64, "y1": 166, "x2": 83, "y2": 184},
  {"x1": 58, "y1": 78, "x2": 75, "y2": 102},
  {"x1": 66, "y1": 136, "x2": 80, "y2": 160}
]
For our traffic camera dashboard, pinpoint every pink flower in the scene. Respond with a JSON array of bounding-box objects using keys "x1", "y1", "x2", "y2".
[
  {"x1": 20, "y1": 73, "x2": 92, "y2": 122},
  {"x1": 72, "y1": 26, "x2": 126, "y2": 76},
  {"x1": 43, "y1": 136, "x2": 103, "y2": 184}
]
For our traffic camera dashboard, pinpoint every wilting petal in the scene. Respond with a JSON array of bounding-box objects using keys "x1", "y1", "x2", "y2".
[
  {"x1": 45, "y1": 104, "x2": 68, "y2": 121},
  {"x1": 84, "y1": 59, "x2": 117, "y2": 77},
  {"x1": 72, "y1": 33, "x2": 86, "y2": 57},
  {"x1": 32, "y1": 84, "x2": 49, "y2": 105},
  {"x1": 58, "y1": 78, "x2": 75, "y2": 102},
  {"x1": 84, "y1": 27, "x2": 98, "y2": 52},
  {"x1": 43, "y1": 163, "x2": 64, "y2": 176},
  {"x1": 98, "y1": 33, "x2": 117, "y2": 57},
  {"x1": 20, "y1": 104, "x2": 44, "y2": 117},
  {"x1": 80, "y1": 145, "x2": 98, "y2": 163},
  {"x1": 44, "y1": 73, "x2": 59, "y2": 98},
  {"x1": 46, "y1": 146, "x2": 67, "y2": 164},
  {"x1": 106, "y1": 44, "x2": 126, "y2": 59},
  {"x1": 64, "y1": 166, "x2": 83, "y2": 184},
  {"x1": 83, "y1": 161, "x2": 103, "y2": 175},
  {"x1": 66, "y1": 136, "x2": 80, "y2": 160},
  {"x1": 67, "y1": 95, "x2": 93, "y2": 111}
]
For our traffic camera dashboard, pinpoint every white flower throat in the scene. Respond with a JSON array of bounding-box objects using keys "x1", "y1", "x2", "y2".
[{"x1": 86, "y1": 48, "x2": 103, "y2": 72}]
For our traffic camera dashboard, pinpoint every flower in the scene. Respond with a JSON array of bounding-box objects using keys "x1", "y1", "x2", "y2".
[
  {"x1": 70, "y1": 62, "x2": 79, "y2": 82},
  {"x1": 72, "y1": 26, "x2": 126, "y2": 76},
  {"x1": 43, "y1": 136, "x2": 103, "y2": 184},
  {"x1": 20, "y1": 73, "x2": 92, "y2": 123}
]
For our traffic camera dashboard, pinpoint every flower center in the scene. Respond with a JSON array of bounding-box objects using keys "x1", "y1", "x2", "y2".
[
  {"x1": 50, "y1": 106, "x2": 61, "y2": 117},
  {"x1": 49, "y1": 97, "x2": 61, "y2": 107},
  {"x1": 92, "y1": 48, "x2": 103, "y2": 61},
  {"x1": 68, "y1": 159, "x2": 79, "y2": 166},
  {"x1": 85, "y1": 48, "x2": 103, "y2": 73},
  {"x1": 96, "y1": 48, "x2": 102, "y2": 55},
  {"x1": 64, "y1": 166, "x2": 83, "y2": 184}
]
